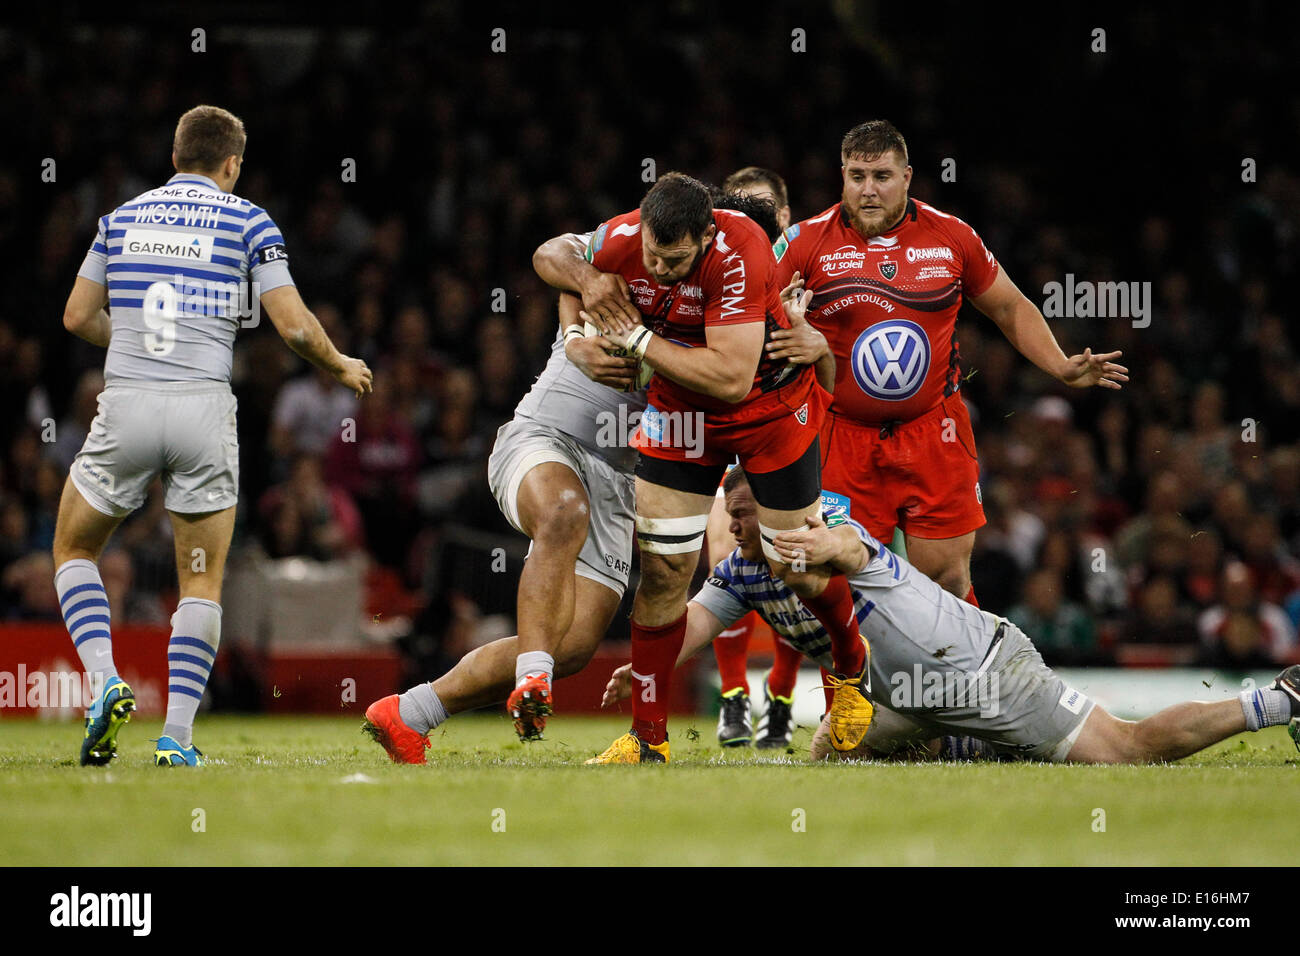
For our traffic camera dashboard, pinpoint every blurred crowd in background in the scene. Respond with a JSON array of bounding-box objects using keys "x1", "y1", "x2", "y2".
[{"x1": 2, "y1": 6, "x2": 1298, "y2": 673}]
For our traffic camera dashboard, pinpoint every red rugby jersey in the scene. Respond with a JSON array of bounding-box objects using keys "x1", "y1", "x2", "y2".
[
  {"x1": 584, "y1": 208, "x2": 805, "y2": 420},
  {"x1": 774, "y1": 198, "x2": 999, "y2": 425}
]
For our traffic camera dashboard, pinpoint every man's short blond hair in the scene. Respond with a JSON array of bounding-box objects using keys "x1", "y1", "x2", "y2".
[
  {"x1": 173, "y1": 105, "x2": 246, "y2": 173},
  {"x1": 841, "y1": 119, "x2": 908, "y2": 167}
]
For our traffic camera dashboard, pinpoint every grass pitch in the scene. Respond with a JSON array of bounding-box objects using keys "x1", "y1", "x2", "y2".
[{"x1": 0, "y1": 713, "x2": 1295, "y2": 866}]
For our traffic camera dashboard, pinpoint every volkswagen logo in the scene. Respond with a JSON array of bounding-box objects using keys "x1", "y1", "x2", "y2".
[{"x1": 850, "y1": 320, "x2": 931, "y2": 401}]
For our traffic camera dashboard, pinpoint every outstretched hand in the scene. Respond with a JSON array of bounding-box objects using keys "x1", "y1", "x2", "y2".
[{"x1": 1060, "y1": 348, "x2": 1128, "y2": 389}]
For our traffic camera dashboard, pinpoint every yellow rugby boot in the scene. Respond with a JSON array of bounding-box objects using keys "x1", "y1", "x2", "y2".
[
  {"x1": 585, "y1": 730, "x2": 669, "y2": 764},
  {"x1": 825, "y1": 637, "x2": 874, "y2": 752}
]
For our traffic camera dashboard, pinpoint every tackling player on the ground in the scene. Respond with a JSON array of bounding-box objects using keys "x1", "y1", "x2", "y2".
[
  {"x1": 774, "y1": 120, "x2": 1127, "y2": 606},
  {"x1": 535, "y1": 172, "x2": 873, "y2": 763},
  {"x1": 56, "y1": 105, "x2": 371, "y2": 767},
  {"x1": 603, "y1": 467, "x2": 1300, "y2": 764}
]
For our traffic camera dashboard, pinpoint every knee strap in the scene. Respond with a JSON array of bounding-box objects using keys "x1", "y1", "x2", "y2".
[{"x1": 635, "y1": 513, "x2": 709, "y2": 555}]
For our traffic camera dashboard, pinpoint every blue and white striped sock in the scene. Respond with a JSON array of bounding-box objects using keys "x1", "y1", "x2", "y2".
[
  {"x1": 1239, "y1": 688, "x2": 1290, "y2": 731},
  {"x1": 939, "y1": 735, "x2": 996, "y2": 761},
  {"x1": 162, "y1": 598, "x2": 222, "y2": 748},
  {"x1": 55, "y1": 559, "x2": 117, "y2": 683}
]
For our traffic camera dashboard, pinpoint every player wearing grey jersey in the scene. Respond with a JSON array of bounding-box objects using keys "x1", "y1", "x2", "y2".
[
  {"x1": 362, "y1": 286, "x2": 651, "y2": 758},
  {"x1": 603, "y1": 467, "x2": 1300, "y2": 763},
  {"x1": 54, "y1": 105, "x2": 371, "y2": 768}
]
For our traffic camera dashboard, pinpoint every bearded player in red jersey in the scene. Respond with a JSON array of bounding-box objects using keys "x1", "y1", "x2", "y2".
[
  {"x1": 707, "y1": 168, "x2": 823, "y2": 749},
  {"x1": 534, "y1": 172, "x2": 873, "y2": 763},
  {"x1": 773, "y1": 120, "x2": 1127, "y2": 606}
]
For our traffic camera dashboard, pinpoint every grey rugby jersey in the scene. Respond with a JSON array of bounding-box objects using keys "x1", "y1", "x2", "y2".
[{"x1": 513, "y1": 331, "x2": 647, "y2": 474}]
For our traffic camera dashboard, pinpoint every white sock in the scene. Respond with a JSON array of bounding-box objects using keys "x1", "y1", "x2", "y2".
[
  {"x1": 1239, "y1": 688, "x2": 1290, "y2": 731},
  {"x1": 161, "y1": 598, "x2": 221, "y2": 748},
  {"x1": 398, "y1": 683, "x2": 448, "y2": 735},
  {"x1": 515, "y1": 650, "x2": 554, "y2": 686},
  {"x1": 55, "y1": 559, "x2": 117, "y2": 683}
]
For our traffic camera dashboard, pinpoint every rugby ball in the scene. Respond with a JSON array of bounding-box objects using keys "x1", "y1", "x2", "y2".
[{"x1": 584, "y1": 322, "x2": 654, "y2": 391}]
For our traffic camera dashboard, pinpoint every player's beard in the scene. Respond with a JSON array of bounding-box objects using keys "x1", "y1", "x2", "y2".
[{"x1": 851, "y1": 193, "x2": 908, "y2": 238}]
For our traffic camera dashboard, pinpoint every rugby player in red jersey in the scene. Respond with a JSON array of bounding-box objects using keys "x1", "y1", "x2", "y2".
[
  {"x1": 534, "y1": 172, "x2": 873, "y2": 762},
  {"x1": 706, "y1": 169, "x2": 823, "y2": 749},
  {"x1": 773, "y1": 120, "x2": 1127, "y2": 606}
]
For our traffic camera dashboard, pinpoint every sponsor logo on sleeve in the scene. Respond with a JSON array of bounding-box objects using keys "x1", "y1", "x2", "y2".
[
  {"x1": 586, "y1": 222, "x2": 608, "y2": 263},
  {"x1": 820, "y1": 490, "x2": 851, "y2": 527},
  {"x1": 774, "y1": 225, "x2": 798, "y2": 261},
  {"x1": 255, "y1": 243, "x2": 288, "y2": 265}
]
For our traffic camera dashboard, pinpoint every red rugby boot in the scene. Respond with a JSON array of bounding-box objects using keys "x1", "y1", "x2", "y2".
[
  {"x1": 507, "y1": 674, "x2": 553, "y2": 741},
  {"x1": 362, "y1": 694, "x2": 431, "y2": 764}
]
